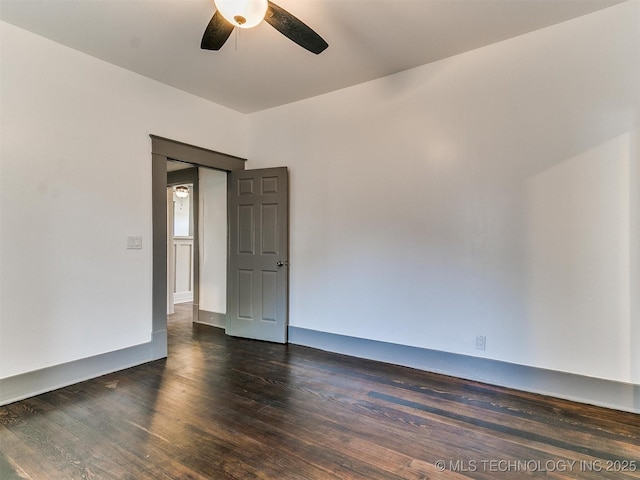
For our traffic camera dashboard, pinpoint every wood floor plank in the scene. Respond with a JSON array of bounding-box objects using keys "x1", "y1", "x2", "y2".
[{"x1": 0, "y1": 425, "x2": 47, "y2": 480}]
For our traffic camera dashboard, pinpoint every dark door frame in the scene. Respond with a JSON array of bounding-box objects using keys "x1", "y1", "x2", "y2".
[{"x1": 150, "y1": 135, "x2": 246, "y2": 359}]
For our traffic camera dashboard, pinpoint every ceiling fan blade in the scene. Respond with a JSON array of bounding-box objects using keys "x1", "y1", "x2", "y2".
[
  {"x1": 265, "y1": 1, "x2": 328, "y2": 54},
  {"x1": 201, "y1": 10, "x2": 235, "y2": 50}
]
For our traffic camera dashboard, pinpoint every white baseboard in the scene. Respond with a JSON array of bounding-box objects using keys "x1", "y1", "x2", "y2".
[{"x1": 195, "y1": 310, "x2": 226, "y2": 329}]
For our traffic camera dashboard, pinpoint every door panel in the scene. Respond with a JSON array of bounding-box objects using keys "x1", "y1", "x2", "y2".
[
  {"x1": 173, "y1": 238, "x2": 194, "y2": 303},
  {"x1": 261, "y1": 204, "x2": 278, "y2": 254},
  {"x1": 261, "y1": 271, "x2": 278, "y2": 322},
  {"x1": 227, "y1": 167, "x2": 288, "y2": 343},
  {"x1": 237, "y1": 270, "x2": 254, "y2": 319}
]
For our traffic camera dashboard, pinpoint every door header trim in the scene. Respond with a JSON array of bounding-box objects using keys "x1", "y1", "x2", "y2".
[{"x1": 150, "y1": 135, "x2": 247, "y2": 172}]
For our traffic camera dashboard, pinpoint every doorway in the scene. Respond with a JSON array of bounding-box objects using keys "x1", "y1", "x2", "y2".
[
  {"x1": 150, "y1": 135, "x2": 289, "y2": 360},
  {"x1": 197, "y1": 168, "x2": 228, "y2": 328},
  {"x1": 166, "y1": 161, "x2": 228, "y2": 327},
  {"x1": 150, "y1": 136, "x2": 247, "y2": 360},
  {"x1": 167, "y1": 162, "x2": 198, "y2": 317},
  {"x1": 169, "y1": 184, "x2": 194, "y2": 306}
]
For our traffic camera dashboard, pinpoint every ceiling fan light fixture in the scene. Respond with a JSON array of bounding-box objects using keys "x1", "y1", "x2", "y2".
[{"x1": 214, "y1": 0, "x2": 268, "y2": 29}]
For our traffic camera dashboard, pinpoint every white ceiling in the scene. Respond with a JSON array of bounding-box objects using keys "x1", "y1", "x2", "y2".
[{"x1": 0, "y1": 0, "x2": 623, "y2": 113}]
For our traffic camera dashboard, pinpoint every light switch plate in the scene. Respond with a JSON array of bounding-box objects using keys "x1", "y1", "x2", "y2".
[{"x1": 127, "y1": 236, "x2": 142, "y2": 249}]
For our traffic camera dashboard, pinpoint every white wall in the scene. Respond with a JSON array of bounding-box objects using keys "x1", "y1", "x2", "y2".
[
  {"x1": 247, "y1": 2, "x2": 640, "y2": 384},
  {"x1": 199, "y1": 168, "x2": 227, "y2": 314},
  {"x1": 0, "y1": 22, "x2": 247, "y2": 378},
  {"x1": 2, "y1": 2, "x2": 638, "y2": 391},
  {"x1": 524, "y1": 134, "x2": 632, "y2": 380}
]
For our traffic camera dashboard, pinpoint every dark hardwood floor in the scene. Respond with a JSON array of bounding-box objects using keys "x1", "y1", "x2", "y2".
[{"x1": 1, "y1": 305, "x2": 639, "y2": 479}]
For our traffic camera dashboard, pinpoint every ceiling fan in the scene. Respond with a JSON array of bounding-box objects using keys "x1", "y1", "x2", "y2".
[{"x1": 201, "y1": 0, "x2": 328, "y2": 54}]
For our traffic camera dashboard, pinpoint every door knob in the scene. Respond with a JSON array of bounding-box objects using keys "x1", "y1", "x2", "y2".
[{"x1": 277, "y1": 261, "x2": 286, "y2": 267}]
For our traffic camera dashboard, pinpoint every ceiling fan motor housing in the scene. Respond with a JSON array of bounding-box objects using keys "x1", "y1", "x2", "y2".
[{"x1": 214, "y1": 0, "x2": 268, "y2": 28}]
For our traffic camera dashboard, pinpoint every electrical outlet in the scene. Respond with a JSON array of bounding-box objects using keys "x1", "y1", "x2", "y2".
[{"x1": 475, "y1": 335, "x2": 486, "y2": 351}]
